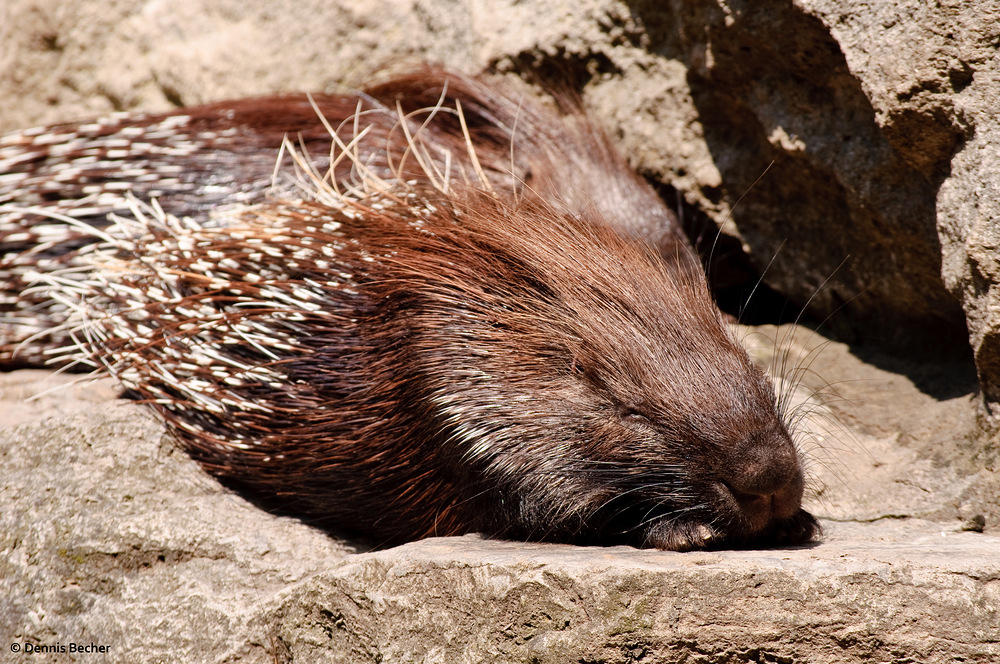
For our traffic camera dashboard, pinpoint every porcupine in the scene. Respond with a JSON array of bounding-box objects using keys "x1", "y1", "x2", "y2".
[{"x1": 0, "y1": 66, "x2": 818, "y2": 551}]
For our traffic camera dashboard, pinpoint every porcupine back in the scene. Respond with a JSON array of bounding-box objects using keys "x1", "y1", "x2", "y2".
[
  {"x1": 0, "y1": 68, "x2": 695, "y2": 364},
  {"x1": 0, "y1": 67, "x2": 817, "y2": 550}
]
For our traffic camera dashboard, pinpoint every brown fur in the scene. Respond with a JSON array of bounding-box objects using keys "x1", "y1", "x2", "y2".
[{"x1": 0, "y1": 67, "x2": 817, "y2": 550}]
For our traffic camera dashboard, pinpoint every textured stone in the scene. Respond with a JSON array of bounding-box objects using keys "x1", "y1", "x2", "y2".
[
  {"x1": 2, "y1": 0, "x2": 999, "y2": 661},
  {"x1": 0, "y1": 372, "x2": 356, "y2": 664},
  {"x1": 275, "y1": 523, "x2": 999, "y2": 664},
  {"x1": 1, "y1": 369, "x2": 997, "y2": 663},
  {"x1": 0, "y1": 327, "x2": 992, "y2": 663}
]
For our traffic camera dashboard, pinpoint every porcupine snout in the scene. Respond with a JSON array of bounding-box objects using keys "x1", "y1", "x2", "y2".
[{"x1": 720, "y1": 421, "x2": 806, "y2": 531}]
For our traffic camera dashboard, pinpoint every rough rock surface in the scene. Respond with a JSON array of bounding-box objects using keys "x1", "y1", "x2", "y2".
[
  {"x1": 2, "y1": 0, "x2": 999, "y2": 662},
  {"x1": 1, "y1": 366, "x2": 997, "y2": 664}
]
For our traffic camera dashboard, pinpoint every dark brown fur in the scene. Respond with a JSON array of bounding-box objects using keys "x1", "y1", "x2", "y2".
[{"x1": 0, "y1": 67, "x2": 817, "y2": 550}]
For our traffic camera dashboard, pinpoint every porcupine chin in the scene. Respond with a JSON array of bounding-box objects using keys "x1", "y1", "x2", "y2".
[{"x1": 0, "y1": 66, "x2": 819, "y2": 551}]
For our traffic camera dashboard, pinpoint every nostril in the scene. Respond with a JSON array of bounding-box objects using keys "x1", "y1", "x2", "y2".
[
  {"x1": 725, "y1": 463, "x2": 799, "y2": 498},
  {"x1": 725, "y1": 478, "x2": 803, "y2": 523},
  {"x1": 731, "y1": 488, "x2": 771, "y2": 508},
  {"x1": 727, "y1": 486, "x2": 777, "y2": 520}
]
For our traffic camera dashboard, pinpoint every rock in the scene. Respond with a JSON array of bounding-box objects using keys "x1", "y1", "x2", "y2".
[
  {"x1": 0, "y1": 372, "x2": 356, "y2": 663},
  {"x1": 2, "y1": 368, "x2": 997, "y2": 663},
  {"x1": 276, "y1": 521, "x2": 1000, "y2": 664},
  {"x1": 2, "y1": 0, "x2": 999, "y2": 660},
  {"x1": 1, "y1": 0, "x2": 994, "y2": 400}
]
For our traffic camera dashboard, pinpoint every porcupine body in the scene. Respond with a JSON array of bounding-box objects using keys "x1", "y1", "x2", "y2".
[{"x1": 0, "y1": 67, "x2": 818, "y2": 551}]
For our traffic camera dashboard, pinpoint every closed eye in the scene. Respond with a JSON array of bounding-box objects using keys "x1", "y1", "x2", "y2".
[{"x1": 619, "y1": 407, "x2": 650, "y2": 425}]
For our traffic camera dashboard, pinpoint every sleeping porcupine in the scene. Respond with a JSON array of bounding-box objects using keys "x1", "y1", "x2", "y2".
[{"x1": 0, "y1": 66, "x2": 818, "y2": 551}]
